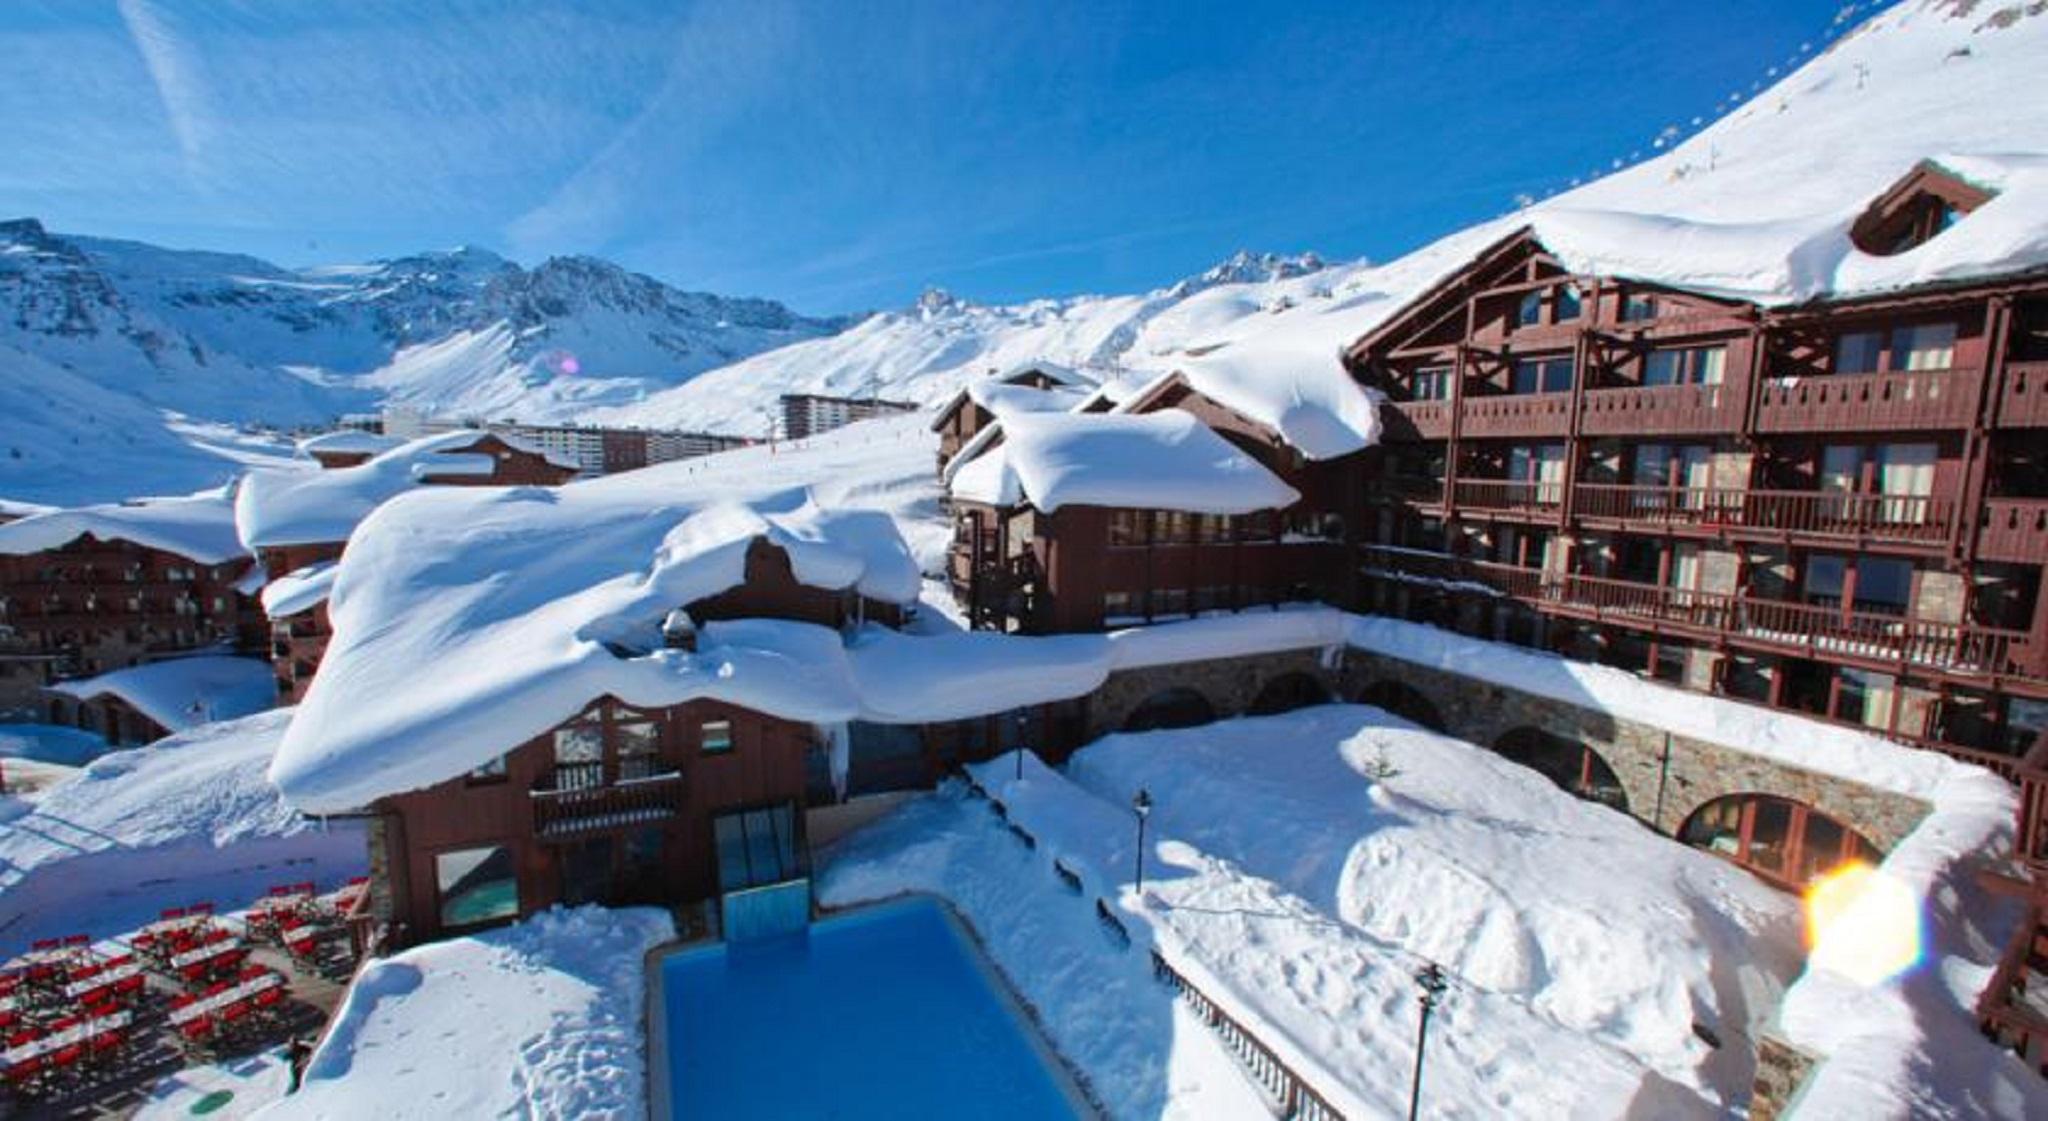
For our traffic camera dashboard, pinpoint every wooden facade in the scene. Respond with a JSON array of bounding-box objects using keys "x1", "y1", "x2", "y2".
[
  {"x1": 365, "y1": 535, "x2": 906, "y2": 946},
  {"x1": 1345, "y1": 227, "x2": 2048, "y2": 774},
  {"x1": 946, "y1": 378, "x2": 1359, "y2": 633},
  {"x1": 0, "y1": 536, "x2": 263, "y2": 721}
]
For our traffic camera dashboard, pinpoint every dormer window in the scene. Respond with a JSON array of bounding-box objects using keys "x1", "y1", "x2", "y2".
[{"x1": 1849, "y1": 161, "x2": 1993, "y2": 257}]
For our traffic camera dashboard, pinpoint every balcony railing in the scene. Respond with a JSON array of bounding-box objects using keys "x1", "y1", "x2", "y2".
[
  {"x1": 1458, "y1": 391, "x2": 1573, "y2": 439},
  {"x1": 1359, "y1": 553, "x2": 2042, "y2": 683},
  {"x1": 532, "y1": 759, "x2": 684, "y2": 839},
  {"x1": 1579, "y1": 382, "x2": 1735, "y2": 436},
  {"x1": 1383, "y1": 399, "x2": 1452, "y2": 440},
  {"x1": 1998, "y1": 361, "x2": 2048, "y2": 429},
  {"x1": 1573, "y1": 484, "x2": 1952, "y2": 545},
  {"x1": 1757, "y1": 367, "x2": 1977, "y2": 433},
  {"x1": 1980, "y1": 497, "x2": 2048, "y2": 563},
  {"x1": 1453, "y1": 478, "x2": 1563, "y2": 513}
]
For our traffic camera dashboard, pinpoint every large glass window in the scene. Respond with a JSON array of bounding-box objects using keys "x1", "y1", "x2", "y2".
[
  {"x1": 1892, "y1": 322, "x2": 1956, "y2": 371},
  {"x1": 552, "y1": 722, "x2": 604, "y2": 789},
  {"x1": 1512, "y1": 357, "x2": 1573, "y2": 394},
  {"x1": 713, "y1": 803, "x2": 801, "y2": 892},
  {"x1": 436, "y1": 845, "x2": 518, "y2": 928},
  {"x1": 1554, "y1": 285, "x2": 1583, "y2": 321},
  {"x1": 1644, "y1": 345, "x2": 1726, "y2": 387},
  {"x1": 1108, "y1": 510, "x2": 1144, "y2": 547},
  {"x1": 1854, "y1": 557, "x2": 1913, "y2": 615},
  {"x1": 1835, "y1": 330, "x2": 1884, "y2": 374},
  {"x1": 615, "y1": 720, "x2": 662, "y2": 780},
  {"x1": 1413, "y1": 366, "x2": 1453, "y2": 401}
]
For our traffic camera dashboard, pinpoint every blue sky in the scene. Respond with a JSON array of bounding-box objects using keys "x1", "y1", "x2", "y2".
[{"x1": 1, "y1": 0, "x2": 1855, "y2": 312}]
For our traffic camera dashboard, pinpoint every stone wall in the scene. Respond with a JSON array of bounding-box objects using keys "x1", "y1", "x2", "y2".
[
  {"x1": 1748, "y1": 1034, "x2": 1818, "y2": 1121},
  {"x1": 1085, "y1": 648, "x2": 1338, "y2": 740},
  {"x1": 1339, "y1": 649, "x2": 1932, "y2": 850}
]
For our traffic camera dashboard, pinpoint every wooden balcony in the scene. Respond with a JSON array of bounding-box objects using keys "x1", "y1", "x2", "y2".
[
  {"x1": 1573, "y1": 484, "x2": 1953, "y2": 548},
  {"x1": 1458, "y1": 391, "x2": 1573, "y2": 439},
  {"x1": 1376, "y1": 475, "x2": 1447, "y2": 506},
  {"x1": 1578, "y1": 382, "x2": 1737, "y2": 436},
  {"x1": 1381, "y1": 399, "x2": 1452, "y2": 440},
  {"x1": 1756, "y1": 367, "x2": 1978, "y2": 433},
  {"x1": 1980, "y1": 498, "x2": 2048, "y2": 563},
  {"x1": 1997, "y1": 361, "x2": 2048, "y2": 429},
  {"x1": 532, "y1": 760, "x2": 684, "y2": 839},
  {"x1": 1452, "y1": 479, "x2": 1563, "y2": 517}
]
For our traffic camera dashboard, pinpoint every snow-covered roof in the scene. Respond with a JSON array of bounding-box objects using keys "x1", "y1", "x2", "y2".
[
  {"x1": 480, "y1": 428, "x2": 584, "y2": 472},
  {"x1": 269, "y1": 475, "x2": 924, "y2": 812},
  {"x1": 234, "y1": 430, "x2": 504, "y2": 549},
  {"x1": 50, "y1": 654, "x2": 275, "y2": 733},
  {"x1": 0, "y1": 498, "x2": 57, "y2": 521},
  {"x1": 296, "y1": 430, "x2": 403, "y2": 458},
  {"x1": 0, "y1": 488, "x2": 247, "y2": 564},
  {"x1": 260, "y1": 561, "x2": 338, "y2": 619},
  {"x1": 996, "y1": 359, "x2": 1087, "y2": 386},
  {"x1": 948, "y1": 410, "x2": 1300, "y2": 514}
]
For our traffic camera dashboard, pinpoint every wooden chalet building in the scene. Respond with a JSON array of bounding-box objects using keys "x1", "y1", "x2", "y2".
[
  {"x1": 0, "y1": 501, "x2": 264, "y2": 724},
  {"x1": 1341, "y1": 164, "x2": 2047, "y2": 775},
  {"x1": 257, "y1": 432, "x2": 581, "y2": 704},
  {"x1": 931, "y1": 361, "x2": 1092, "y2": 468},
  {"x1": 942, "y1": 372, "x2": 1358, "y2": 633},
  {"x1": 364, "y1": 538, "x2": 904, "y2": 945}
]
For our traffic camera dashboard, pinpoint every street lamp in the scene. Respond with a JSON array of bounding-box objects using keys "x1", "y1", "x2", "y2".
[
  {"x1": 1408, "y1": 961, "x2": 1450, "y2": 1121},
  {"x1": 1131, "y1": 788, "x2": 1153, "y2": 892}
]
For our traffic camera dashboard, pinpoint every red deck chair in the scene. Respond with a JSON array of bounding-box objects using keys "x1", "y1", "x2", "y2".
[
  {"x1": 190, "y1": 902, "x2": 215, "y2": 916},
  {"x1": 293, "y1": 881, "x2": 315, "y2": 895},
  {"x1": 61, "y1": 935, "x2": 88, "y2": 949},
  {"x1": 221, "y1": 999, "x2": 251, "y2": 1028},
  {"x1": 29, "y1": 939, "x2": 57, "y2": 953},
  {"x1": 47, "y1": 1016, "x2": 83, "y2": 1069},
  {"x1": 90, "y1": 1024, "x2": 124, "y2": 1059},
  {"x1": 160, "y1": 907, "x2": 186, "y2": 922},
  {"x1": 2, "y1": 1054, "x2": 42, "y2": 1089},
  {"x1": 177, "y1": 1015, "x2": 214, "y2": 1048},
  {"x1": 254, "y1": 982, "x2": 285, "y2": 1008}
]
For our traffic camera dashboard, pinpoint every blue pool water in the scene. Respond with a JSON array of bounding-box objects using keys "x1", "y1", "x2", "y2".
[{"x1": 656, "y1": 895, "x2": 1087, "y2": 1119}]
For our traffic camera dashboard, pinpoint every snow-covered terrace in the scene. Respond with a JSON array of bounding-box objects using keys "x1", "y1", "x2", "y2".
[
  {"x1": 234, "y1": 429, "x2": 510, "y2": 551},
  {"x1": 49, "y1": 653, "x2": 276, "y2": 735}
]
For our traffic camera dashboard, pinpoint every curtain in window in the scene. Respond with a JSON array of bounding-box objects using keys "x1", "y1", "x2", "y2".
[
  {"x1": 1876, "y1": 443, "x2": 1935, "y2": 524},
  {"x1": 1893, "y1": 323, "x2": 1957, "y2": 371}
]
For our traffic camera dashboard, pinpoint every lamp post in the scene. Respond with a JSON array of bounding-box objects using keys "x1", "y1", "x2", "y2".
[
  {"x1": 1015, "y1": 710, "x2": 1030, "y2": 782},
  {"x1": 1132, "y1": 788, "x2": 1153, "y2": 892},
  {"x1": 1408, "y1": 961, "x2": 1449, "y2": 1121}
]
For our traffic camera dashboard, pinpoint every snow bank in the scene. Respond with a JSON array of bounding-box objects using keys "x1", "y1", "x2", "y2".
[
  {"x1": 950, "y1": 410, "x2": 1300, "y2": 513},
  {"x1": 233, "y1": 430, "x2": 502, "y2": 549},
  {"x1": 0, "y1": 486, "x2": 246, "y2": 563},
  {"x1": 295, "y1": 430, "x2": 402, "y2": 458},
  {"x1": 267, "y1": 906, "x2": 672, "y2": 1121},
  {"x1": 50, "y1": 653, "x2": 275, "y2": 733},
  {"x1": 0, "y1": 710, "x2": 364, "y2": 954}
]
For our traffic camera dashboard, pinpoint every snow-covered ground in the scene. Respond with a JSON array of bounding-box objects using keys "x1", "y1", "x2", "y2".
[
  {"x1": 0, "y1": 710, "x2": 365, "y2": 956},
  {"x1": 266, "y1": 906, "x2": 673, "y2": 1121},
  {"x1": 825, "y1": 705, "x2": 1807, "y2": 1120}
]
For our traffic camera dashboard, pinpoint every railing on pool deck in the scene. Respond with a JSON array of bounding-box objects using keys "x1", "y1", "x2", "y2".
[{"x1": 1150, "y1": 950, "x2": 1345, "y2": 1121}]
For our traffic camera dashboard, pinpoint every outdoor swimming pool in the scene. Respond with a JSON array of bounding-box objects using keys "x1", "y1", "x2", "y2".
[{"x1": 653, "y1": 894, "x2": 1089, "y2": 1119}]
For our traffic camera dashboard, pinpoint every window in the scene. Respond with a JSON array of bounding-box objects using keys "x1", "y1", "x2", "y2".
[
  {"x1": 1157, "y1": 511, "x2": 1193, "y2": 545},
  {"x1": 466, "y1": 753, "x2": 508, "y2": 784},
  {"x1": 1837, "y1": 668, "x2": 1898, "y2": 734},
  {"x1": 713, "y1": 803, "x2": 801, "y2": 893},
  {"x1": 436, "y1": 845, "x2": 518, "y2": 928},
  {"x1": 1108, "y1": 510, "x2": 1144, "y2": 547},
  {"x1": 1192, "y1": 586, "x2": 1230, "y2": 612},
  {"x1": 1834, "y1": 331, "x2": 1884, "y2": 374},
  {"x1": 1150, "y1": 587, "x2": 1190, "y2": 618},
  {"x1": 1891, "y1": 322, "x2": 1956, "y2": 371},
  {"x1": 1413, "y1": 366, "x2": 1453, "y2": 401},
  {"x1": 1511, "y1": 357, "x2": 1573, "y2": 395},
  {"x1": 700, "y1": 718, "x2": 734, "y2": 755},
  {"x1": 1234, "y1": 511, "x2": 1276, "y2": 542},
  {"x1": 1854, "y1": 557, "x2": 1913, "y2": 615},
  {"x1": 1555, "y1": 285, "x2": 1583, "y2": 321},
  {"x1": 1517, "y1": 290, "x2": 1543, "y2": 327},
  {"x1": 552, "y1": 722, "x2": 604, "y2": 789},
  {"x1": 1196, "y1": 514, "x2": 1229, "y2": 544},
  {"x1": 1622, "y1": 294, "x2": 1657, "y2": 323},
  {"x1": 1803, "y1": 555, "x2": 1847, "y2": 607},
  {"x1": 615, "y1": 720, "x2": 662, "y2": 780},
  {"x1": 1643, "y1": 345, "x2": 1726, "y2": 387},
  {"x1": 1103, "y1": 590, "x2": 1137, "y2": 620},
  {"x1": 1508, "y1": 444, "x2": 1567, "y2": 504}
]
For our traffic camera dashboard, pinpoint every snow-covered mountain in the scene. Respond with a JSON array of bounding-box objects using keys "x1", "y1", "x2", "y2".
[{"x1": 0, "y1": 221, "x2": 852, "y2": 502}]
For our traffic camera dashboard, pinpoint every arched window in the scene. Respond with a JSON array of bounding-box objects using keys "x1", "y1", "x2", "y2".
[
  {"x1": 1247, "y1": 672, "x2": 1332, "y2": 717},
  {"x1": 1679, "y1": 794, "x2": 1880, "y2": 889},
  {"x1": 1492, "y1": 727, "x2": 1627, "y2": 812},
  {"x1": 1122, "y1": 687, "x2": 1218, "y2": 734}
]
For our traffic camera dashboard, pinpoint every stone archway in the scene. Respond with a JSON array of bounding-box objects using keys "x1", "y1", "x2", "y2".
[
  {"x1": 1121, "y1": 687, "x2": 1218, "y2": 734},
  {"x1": 1353, "y1": 679, "x2": 1449, "y2": 733},
  {"x1": 1677, "y1": 793, "x2": 1883, "y2": 890},
  {"x1": 1492, "y1": 726, "x2": 1629, "y2": 813},
  {"x1": 1247, "y1": 672, "x2": 1333, "y2": 717}
]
